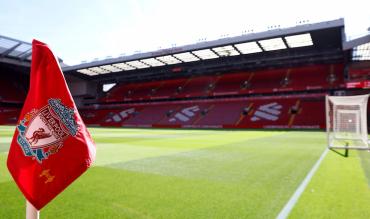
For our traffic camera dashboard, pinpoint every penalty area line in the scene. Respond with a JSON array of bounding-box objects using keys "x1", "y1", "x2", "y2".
[{"x1": 276, "y1": 148, "x2": 329, "y2": 219}]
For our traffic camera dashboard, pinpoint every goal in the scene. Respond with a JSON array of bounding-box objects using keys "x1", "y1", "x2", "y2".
[{"x1": 326, "y1": 94, "x2": 369, "y2": 149}]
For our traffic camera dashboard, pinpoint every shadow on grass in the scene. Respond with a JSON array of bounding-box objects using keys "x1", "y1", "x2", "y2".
[{"x1": 330, "y1": 148, "x2": 349, "y2": 157}]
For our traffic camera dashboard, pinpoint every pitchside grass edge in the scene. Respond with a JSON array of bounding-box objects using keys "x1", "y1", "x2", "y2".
[{"x1": 0, "y1": 126, "x2": 370, "y2": 218}]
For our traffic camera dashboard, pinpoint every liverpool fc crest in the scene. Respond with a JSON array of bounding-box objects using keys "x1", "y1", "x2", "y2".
[{"x1": 16, "y1": 99, "x2": 79, "y2": 163}]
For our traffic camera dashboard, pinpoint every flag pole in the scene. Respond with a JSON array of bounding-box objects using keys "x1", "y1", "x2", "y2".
[{"x1": 26, "y1": 200, "x2": 39, "y2": 219}]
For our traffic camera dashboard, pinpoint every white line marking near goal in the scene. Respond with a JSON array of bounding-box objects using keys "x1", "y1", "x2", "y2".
[{"x1": 276, "y1": 148, "x2": 329, "y2": 219}]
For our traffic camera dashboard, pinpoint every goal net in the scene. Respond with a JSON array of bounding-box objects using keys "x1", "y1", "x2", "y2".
[{"x1": 326, "y1": 94, "x2": 369, "y2": 149}]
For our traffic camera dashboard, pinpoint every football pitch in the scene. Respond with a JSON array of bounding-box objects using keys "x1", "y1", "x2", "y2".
[{"x1": 1, "y1": 126, "x2": 370, "y2": 218}]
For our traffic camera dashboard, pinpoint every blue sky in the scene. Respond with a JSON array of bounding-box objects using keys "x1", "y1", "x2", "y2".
[{"x1": 0, "y1": 0, "x2": 369, "y2": 65}]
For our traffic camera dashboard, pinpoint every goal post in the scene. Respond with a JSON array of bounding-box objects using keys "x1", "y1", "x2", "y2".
[{"x1": 326, "y1": 94, "x2": 369, "y2": 150}]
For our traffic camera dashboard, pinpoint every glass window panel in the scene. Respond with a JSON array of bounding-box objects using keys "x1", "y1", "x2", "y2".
[
  {"x1": 234, "y1": 42, "x2": 263, "y2": 54},
  {"x1": 173, "y1": 52, "x2": 200, "y2": 62},
  {"x1": 141, "y1": 58, "x2": 165, "y2": 66},
  {"x1": 89, "y1": 67, "x2": 110, "y2": 74},
  {"x1": 212, "y1": 45, "x2": 240, "y2": 56},
  {"x1": 100, "y1": 65, "x2": 122, "y2": 72},
  {"x1": 113, "y1": 62, "x2": 136, "y2": 70},
  {"x1": 258, "y1": 38, "x2": 287, "y2": 51},
  {"x1": 192, "y1": 49, "x2": 219, "y2": 60},
  {"x1": 77, "y1": 69, "x2": 99, "y2": 75},
  {"x1": 126, "y1": 60, "x2": 150, "y2": 69},
  {"x1": 156, "y1": 55, "x2": 182, "y2": 65},
  {"x1": 285, "y1": 33, "x2": 313, "y2": 48}
]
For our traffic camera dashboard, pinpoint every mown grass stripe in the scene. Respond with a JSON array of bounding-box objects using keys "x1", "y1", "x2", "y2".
[{"x1": 276, "y1": 148, "x2": 329, "y2": 219}]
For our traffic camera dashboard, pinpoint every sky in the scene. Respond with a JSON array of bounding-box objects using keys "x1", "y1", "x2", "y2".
[{"x1": 0, "y1": 0, "x2": 369, "y2": 65}]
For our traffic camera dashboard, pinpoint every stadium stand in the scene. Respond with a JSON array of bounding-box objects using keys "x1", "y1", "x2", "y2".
[
  {"x1": 243, "y1": 69, "x2": 286, "y2": 94},
  {"x1": 150, "y1": 78, "x2": 187, "y2": 100},
  {"x1": 1, "y1": 19, "x2": 369, "y2": 129},
  {"x1": 287, "y1": 64, "x2": 344, "y2": 90},
  {"x1": 98, "y1": 63, "x2": 345, "y2": 103},
  {"x1": 348, "y1": 67, "x2": 370, "y2": 81},
  {"x1": 174, "y1": 75, "x2": 215, "y2": 98},
  {"x1": 79, "y1": 94, "x2": 327, "y2": 129},
  {"x1": 0, "y1": 74, "x2": 27, "y2": 103},
  {"x1": 211, "y1": 71, "x2": 251, "y2": 96},
  {"x1": 0, "y1": 107, "x2": 20, "y2": 124},
  {"x1": 0, "y1": 70, "x2": 28, "y2": 128}
]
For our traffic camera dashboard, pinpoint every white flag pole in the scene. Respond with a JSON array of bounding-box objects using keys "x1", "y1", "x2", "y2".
[{"x1": 26, "y1": 200, "x2": 39, "y2": 219}]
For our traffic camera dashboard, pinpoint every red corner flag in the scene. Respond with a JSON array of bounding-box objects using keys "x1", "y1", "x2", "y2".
[{"x1": 7, "y1": 40, "x2": 96, "y2": 210}]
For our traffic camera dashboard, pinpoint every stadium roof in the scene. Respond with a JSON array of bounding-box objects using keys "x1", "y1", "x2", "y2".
[
  {"x1": 0, "y1": 35, "x2": 32, "y2": 67},
  {"x1": 343, "y1": 33, "x2": 370, "y2": 61},
  {"x1": 2, "y1": 18, "x2": 369, "y2": 82},
  {"x1": 0, "y1": 35, "x2": 64, "y2": 68},
  {"x1": 352, "y1": 42, "x2": 370, "y2": 61},
  {"x1": 63, "y1": 18, "x2": 346, "y2": 80}
]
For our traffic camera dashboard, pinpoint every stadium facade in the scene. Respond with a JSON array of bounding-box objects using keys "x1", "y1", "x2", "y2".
[{"x1": 0, "y1": 18, "x2": 369, "y2": 129}]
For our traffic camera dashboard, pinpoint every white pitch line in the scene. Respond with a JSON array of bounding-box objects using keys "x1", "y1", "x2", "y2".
[{"x1": 276, "y1": 148, "x2": 329, "y2": 219}]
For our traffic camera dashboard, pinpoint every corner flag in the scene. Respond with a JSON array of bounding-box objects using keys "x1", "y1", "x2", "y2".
[{"x1": 7, "y1": 40, "x2": 96, "y2": 210}]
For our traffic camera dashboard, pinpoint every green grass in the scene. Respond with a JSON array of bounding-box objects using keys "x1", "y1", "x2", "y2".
[
  {"x1": 289, "y1": 148, "x2": 370, "y2": 219},
  {"x1": 0, "y1": 126, "x2": 370, "y2": 218}
]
